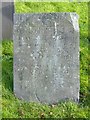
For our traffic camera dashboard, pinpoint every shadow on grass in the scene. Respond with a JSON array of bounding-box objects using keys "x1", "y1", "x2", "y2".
[
  {"x1": 2, "y1": 55, "x2": 13, "y2": 92},
  {"x1": 2, "y1": 40, "x2": 13, "y2": 93}
]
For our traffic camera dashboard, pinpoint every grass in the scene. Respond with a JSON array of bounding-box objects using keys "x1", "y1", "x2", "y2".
[{"x1": 2, "y1": 2, "x2": 89, "y2": 118}]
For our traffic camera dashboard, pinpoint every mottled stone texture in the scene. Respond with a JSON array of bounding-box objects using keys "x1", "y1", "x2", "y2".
[
  {"x1": 13, "y1": 13, "x2": 80, "y2": 104},
  {"x1": 2, "y1": 2, "x2": 14, "y2": 40}
]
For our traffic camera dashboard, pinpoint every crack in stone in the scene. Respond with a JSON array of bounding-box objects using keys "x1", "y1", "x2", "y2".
[{"x1": 35, "y1": 92, "x2": 41, "y2": 102}]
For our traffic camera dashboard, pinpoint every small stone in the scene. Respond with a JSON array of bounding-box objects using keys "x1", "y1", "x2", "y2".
[
  {"x1": 40, "y1": 113, "x2": 45, "y2": 118},
  {"x1": 51, "y1": 104, "x2": 56, "y2": 108},
  {"x1": 49, "y1": 112, "x2": 53, "y2": 115}
]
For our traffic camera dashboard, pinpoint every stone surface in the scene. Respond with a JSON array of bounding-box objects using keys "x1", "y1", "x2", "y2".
[
  {"x1": 13, "y1": 13, "x2": 80, "y2": 104},
  {"x1": 2, "y1": 2, "x2": 14, "y2": 40}
]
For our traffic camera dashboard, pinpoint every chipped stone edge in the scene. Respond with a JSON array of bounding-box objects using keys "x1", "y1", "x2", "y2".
[{"x1": 61, "y1": 12, "x2": 79, "y2": 32}]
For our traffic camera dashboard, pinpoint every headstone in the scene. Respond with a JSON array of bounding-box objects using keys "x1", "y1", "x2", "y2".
[
  {"x1": 2, "y1": 2, "x2": 14, "y2": 40},
  {"x1": 13, "y1": 13, "x2": 80, "y2": 104}
]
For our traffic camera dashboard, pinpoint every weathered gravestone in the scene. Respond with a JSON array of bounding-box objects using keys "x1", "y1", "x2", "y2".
[
  {"x1": 2, "y1": 2, "x2": 14, "y2": 40},
  {"x1": 13, "y1": 13, "x2": 80, "y2": 104}
]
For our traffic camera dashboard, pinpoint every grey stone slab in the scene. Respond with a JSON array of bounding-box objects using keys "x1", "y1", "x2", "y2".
[
  {"x1": 2, "y1": 2, "x2": 14, "y2": 40},
  {"x1": 13, "y1": 13, "x2": 80, "y2": 104}
]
